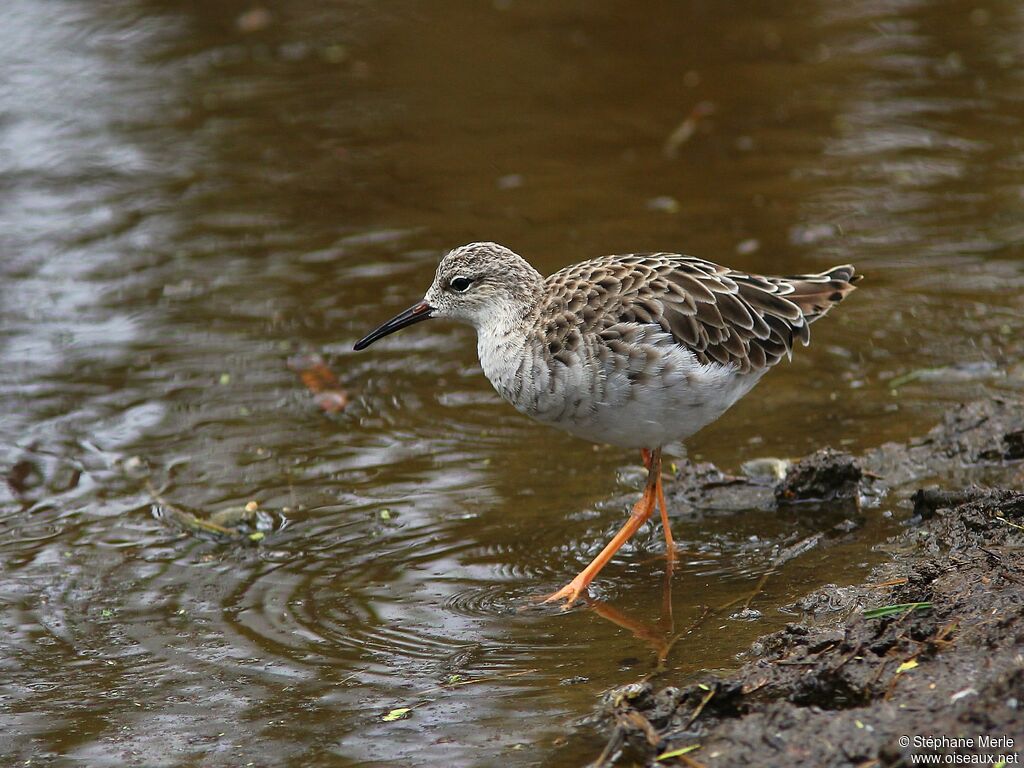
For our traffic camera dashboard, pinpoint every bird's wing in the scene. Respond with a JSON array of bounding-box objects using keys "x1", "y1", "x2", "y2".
[{"x1": 542, "y1": 254, "x2": 859, "y2": 373}]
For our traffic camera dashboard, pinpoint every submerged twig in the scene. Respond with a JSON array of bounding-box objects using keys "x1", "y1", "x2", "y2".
[
  {"x1": 663, "y1": 102, "x2": 716, "y2": 158},
  {"x1": 416, "y1": 668, "x2": 537, "y2": 696},
  {"x1": 684, "y1": 686, "x2": 716, "y2": 728},
  {"x1": 590, "y1": 726, "x2": 625, "y2": 768}
]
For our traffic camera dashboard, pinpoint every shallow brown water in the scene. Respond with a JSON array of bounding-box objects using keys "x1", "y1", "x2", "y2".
[{"x1": 1, "y1": 0, "x2": 1022, "y2": 765}]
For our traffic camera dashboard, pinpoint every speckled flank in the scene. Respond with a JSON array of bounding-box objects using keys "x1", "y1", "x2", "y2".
[{"x1": 420, "y1": 242, "x2": 859, "y2": 450}]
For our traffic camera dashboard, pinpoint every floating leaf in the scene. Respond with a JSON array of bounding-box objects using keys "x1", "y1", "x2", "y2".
[
  {"x1": 896, "y1": 659, "x2": 919, "y2": 674},
  {"x1": 863, "y1": 602, "x2": 932, "y2": 619},
  {"x1": 287, "y1": 354, "x2": 350, "y2": 413},
  {"x1": 381, "y1": 707, "x2": 411, "y2": 722}
]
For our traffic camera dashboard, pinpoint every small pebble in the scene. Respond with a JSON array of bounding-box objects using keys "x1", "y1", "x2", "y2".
[
  {"x1": 497, "y1": 174, "x2": 524, "y2": 190},
  {"x1": 559, "y1": 676, "x2": 589, "y2": 686},
  {"x1": 735, "y1": 238, "x2": 760, "y2": 255},
  {"x1": 730, "y1": 608, "x2": 763, "y2": 621},
  {"x1": 646, "y1": 196, "x2": 680, "y2": 214},
  {"x1": 236, "y1": 7, "x2": 272, "y2": 33},
  {"x1": 741, "y1": 457, "x2": 791, "y2": 482}
]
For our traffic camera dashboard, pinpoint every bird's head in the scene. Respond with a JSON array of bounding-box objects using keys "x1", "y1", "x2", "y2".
[{"x1": 353, "y1": 242, "x2": 543, "y2": 350}]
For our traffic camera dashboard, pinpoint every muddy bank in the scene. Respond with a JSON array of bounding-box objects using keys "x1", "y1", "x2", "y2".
[
  {"x1": 655, "y1": 398, "x2": 1024, "y2": 518},
  {"x1": 589, "y1": 398, "x2": 1024, "y2": 767}
]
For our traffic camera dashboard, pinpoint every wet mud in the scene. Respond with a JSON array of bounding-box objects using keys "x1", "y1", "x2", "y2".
[{"x1": 591, "y1": 397, "x2": 1024, "y2": 767}]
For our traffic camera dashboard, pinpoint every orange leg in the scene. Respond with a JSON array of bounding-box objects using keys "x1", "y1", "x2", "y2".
[
  {"x1": 544, "y1": 451, "x2": 659, "y2": 608},
  {"x1": 642, "y1": 449, "x2": 676, "y2": 565},
  {"x1": 656, "y1": 466, "x2": 676, "y2": 565}
]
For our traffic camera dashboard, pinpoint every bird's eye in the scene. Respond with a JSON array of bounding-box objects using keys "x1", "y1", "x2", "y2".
[{"x1": 450, "y1": 276, "x2": 472, "y2": 292}]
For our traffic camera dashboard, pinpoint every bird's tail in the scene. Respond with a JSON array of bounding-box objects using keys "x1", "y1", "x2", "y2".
[{"x1": 778, "y1": 264, "x2": 861, "y2": 325}]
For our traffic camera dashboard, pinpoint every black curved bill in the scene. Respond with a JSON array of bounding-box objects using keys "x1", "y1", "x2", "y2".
[{"x1": 353, "y1": 300, "x2": 434, "y2": 350}]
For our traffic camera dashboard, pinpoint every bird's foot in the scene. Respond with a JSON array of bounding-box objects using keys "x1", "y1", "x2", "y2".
[{"x1": 541, "y1": 577, "x2": 589, "y2": 610}]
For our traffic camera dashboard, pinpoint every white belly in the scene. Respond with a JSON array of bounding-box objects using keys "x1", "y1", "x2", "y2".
[
  {"x1": 480, "y1": 324, "x2": 768, "y2": 450},
  {"x1": 551, "y1": 362, "x2": 766, "y2": 449}
]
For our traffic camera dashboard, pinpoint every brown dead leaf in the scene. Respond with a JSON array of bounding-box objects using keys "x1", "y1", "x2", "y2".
[{"x1": 288, "y1": 354, "x2": 350, "y2": 413}]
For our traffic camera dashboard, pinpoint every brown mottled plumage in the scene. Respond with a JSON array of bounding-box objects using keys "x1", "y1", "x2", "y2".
[
  {"x1": 540, "y1": 253, "x2": 858, "y2": 374},
  {"x1": 354, "y1": 242, "x2": 861, "y2": 607}
]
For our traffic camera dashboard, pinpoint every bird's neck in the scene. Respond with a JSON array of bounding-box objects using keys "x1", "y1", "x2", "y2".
[
  {"x1": 475, "y1": 294, "x2": 540, "y2": 401},
  {"x1": 477, "y1": 265, "x2": 545, "y2": 342},
  {"x1": 470, "y1": 258, "x2": 545, "y2": 401}
]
